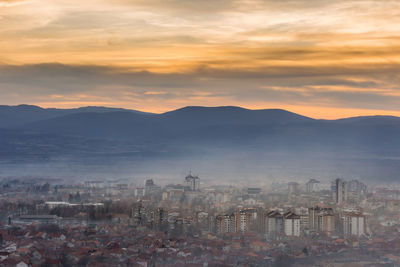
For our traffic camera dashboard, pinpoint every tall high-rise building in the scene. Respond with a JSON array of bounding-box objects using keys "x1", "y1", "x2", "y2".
[
  {"x1": 256, "y1": 208, "x2": 267, "y2": 234},
  {"x1": 306, "y1": 179, "x2": 320, "y2": 193},
  {"x1": 332, "y1": 179, "x2": 367, "y2": 204},
  {"x1": 284, "y1": 211, "x2": 301, "y2": 237},
  {"x1": 185, "y1": 174, "x2": 200, "y2": 191},
  {"x1": 236, "y1": 210, "x2": 252, "y2": 233},
  {"x1": 216, "y1": 214, "x2": 236, "y2": 235},
  {"x1": 345, "y1": 180, "x2": 367, "y2": 203},
  {"x1": 308, "y1": 205, "x2": 335, "y2": 233},
  {"x1": 266, "y1": 210, "x2": 284, "y2": 238},
  {"x1": 319, "y1": 213, "x2": 335, "y2": 233},
  {"x1": 152, "y1": 207, "x2": 167, "y2": 231},
  {"x1": 295, "y1": 207, "x2": 309, "y2": 232},
  {"x1": 132, "y1": 201, "x2": 144, "y2": 226},
  {"x1": 343, "y1": 213, "x2": 365, "y2": 237},
  {"x1": 334, "y1": 178, "x2": 346, "y2": 204},
  {"x1": 144, "y1": 179, "x2": 161, "y2": 196}
]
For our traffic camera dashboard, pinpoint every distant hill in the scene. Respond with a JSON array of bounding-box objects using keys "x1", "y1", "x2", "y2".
[
  {"x1": 1, "y1": 105, "x2": 400, "y2": 181},
  {"x1": 335, "y1": 115, "x2": 400, "y2": 124},
  {"x1": 16, "y1": 106, "x2": 313, "y2": 140},
  {"x1": 160, "y1": 106, "x2": 312, "y2": 126},
  {"x1": 0, "y1": 104, "x2": 152, "y2": 128}
]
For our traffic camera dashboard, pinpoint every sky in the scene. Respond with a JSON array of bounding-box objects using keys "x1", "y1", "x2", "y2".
[{"x1": 0, "y1": 0, "x2": 400, "y2": 118}]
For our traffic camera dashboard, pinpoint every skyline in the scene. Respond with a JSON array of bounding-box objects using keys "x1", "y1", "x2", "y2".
[
  {"x1": 1, "y1": 0, "x2": 400, "y2": 119},
  {"x1": 4, "y1": 103, "x2": 400, "y2": 120}
]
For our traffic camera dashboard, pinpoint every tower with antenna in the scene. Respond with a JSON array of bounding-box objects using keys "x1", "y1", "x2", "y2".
[{"x1": 185, "y1": 172, "x2": 200, "y2": 191}]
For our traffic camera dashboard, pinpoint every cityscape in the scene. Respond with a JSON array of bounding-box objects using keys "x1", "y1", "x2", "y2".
[
  {"x1": 1, "y1": 0, "x2": 400, "y2": 266},
  {"x1": 0, "y1": 173, "x2": 399, "y2": 266}
]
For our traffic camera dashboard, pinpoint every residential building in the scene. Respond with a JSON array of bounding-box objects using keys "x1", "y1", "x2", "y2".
[
  {"x1": 343, "y1": 212, "x2": 365, "y2": 237},
  {"x1": 236, "y1": 210, "x2": 252, "y2": 233},
  {"x1": 284, "y1": 211, "x2": 301, "y2": 237},
  {"x1": 306, "y1": 179, "x2": 320, "y2": 192},
  {"x1": 266, "y1": 210, "x2": 284, "y2": 238},
  {"x1": 216, "y1": 214, "x2": 236, "y2": 234}
]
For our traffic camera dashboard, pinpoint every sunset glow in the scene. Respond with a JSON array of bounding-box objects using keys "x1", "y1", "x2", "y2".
[{"x1": 1, "y1": 0, "x2": 400, "y2": 118}]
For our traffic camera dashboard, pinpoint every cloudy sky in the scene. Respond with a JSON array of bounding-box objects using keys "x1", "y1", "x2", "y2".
[{"x1": 1, "y1": 0, "x2": 400, "y2": 118}]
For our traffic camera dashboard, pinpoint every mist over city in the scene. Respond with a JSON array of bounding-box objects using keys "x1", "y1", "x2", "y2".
[{"x1": 1, "y1": 104, "x2": 400, "y2": 185}]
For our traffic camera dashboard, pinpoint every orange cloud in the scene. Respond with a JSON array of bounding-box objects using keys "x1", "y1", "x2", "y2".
[{"x1": 0, "y1": 0, "x2": 400, "y2": 118}]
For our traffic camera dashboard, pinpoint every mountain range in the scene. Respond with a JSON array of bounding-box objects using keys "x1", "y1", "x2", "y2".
[{"x1": 1, "y1": 104, "x2": 400, "y2": 181}]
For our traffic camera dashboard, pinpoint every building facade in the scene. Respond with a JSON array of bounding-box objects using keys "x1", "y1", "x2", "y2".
[
  {"x1": 284, "y1": 211, "x2": 301, "y2": 237},
  {"x1": 343, "y1": 213, "x2": 365, "y2": 237}
]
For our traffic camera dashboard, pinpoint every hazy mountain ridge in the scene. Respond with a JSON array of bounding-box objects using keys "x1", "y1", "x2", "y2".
[
  {"x1": 1, "y1": 105, "x2": 400, "y2": 180},
  {"x1": 0, "y1": 104, "x2": 152, "y2": 128},
  {"x1": 1, "y1": 104, "x2": 400, "y2": 153}
]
